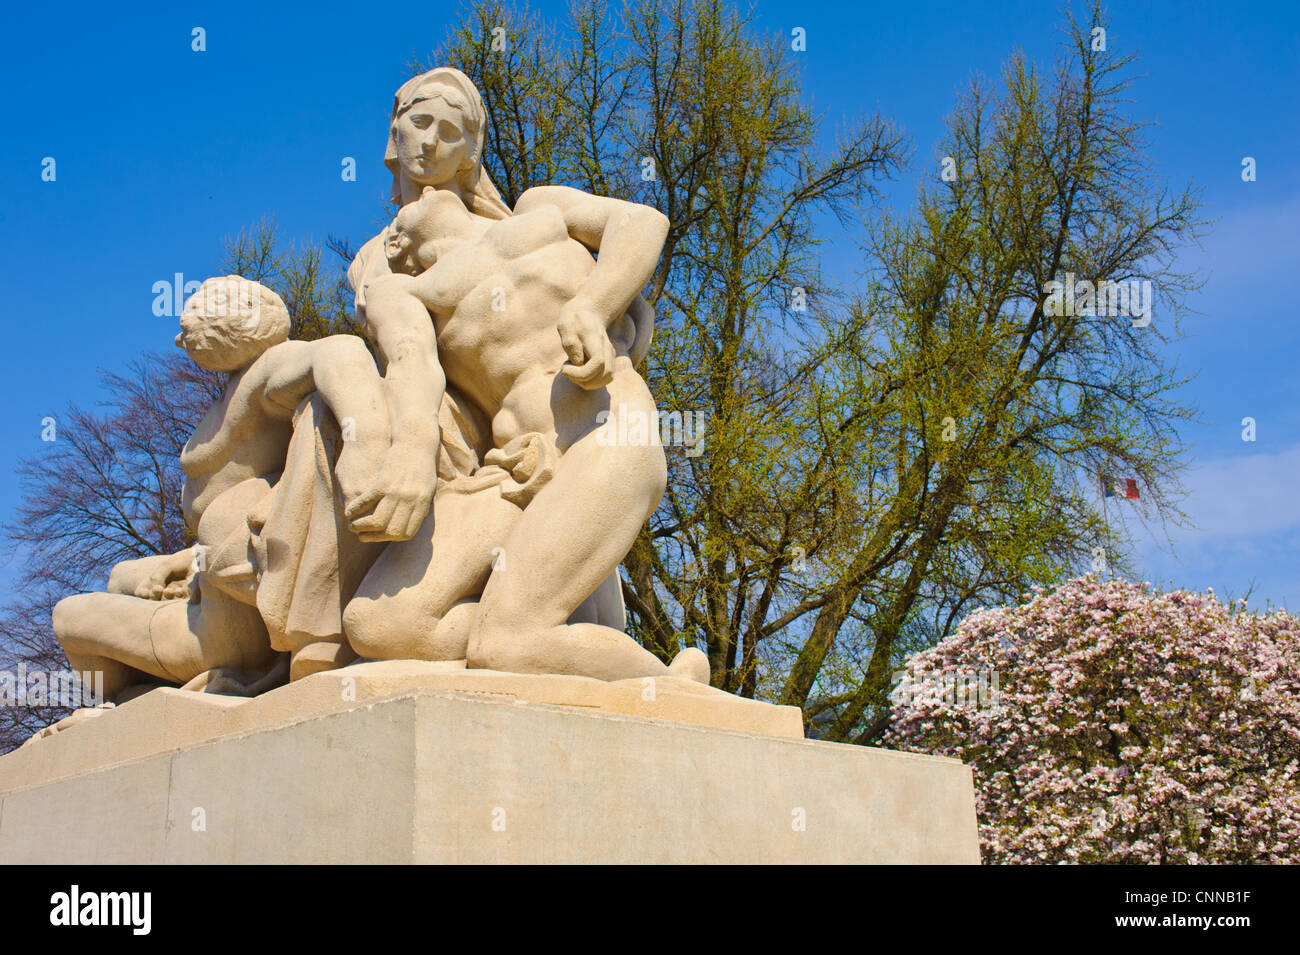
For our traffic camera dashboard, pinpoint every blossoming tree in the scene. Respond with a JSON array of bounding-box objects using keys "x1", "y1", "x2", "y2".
[{"x1": 886, "y1": 575, "x2": 1300, "y2": 863}]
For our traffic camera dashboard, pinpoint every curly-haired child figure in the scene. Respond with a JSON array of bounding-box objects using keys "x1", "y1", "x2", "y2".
[{"x1": 54, "y1": 277, "x2": 391, "y2": 699}]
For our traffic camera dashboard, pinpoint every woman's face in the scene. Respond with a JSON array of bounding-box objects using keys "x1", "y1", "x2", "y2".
[{"x1": 392, "y1": 95, "x2": 474, "y2": 188}]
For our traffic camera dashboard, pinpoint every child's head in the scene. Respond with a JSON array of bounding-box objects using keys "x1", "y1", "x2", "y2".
[
  {"x1": 385, "y1": 185, "x2": 478, "y2": 275},
  {"x1": 176, "y1": 276, "x2": 291, "y2": 371}
]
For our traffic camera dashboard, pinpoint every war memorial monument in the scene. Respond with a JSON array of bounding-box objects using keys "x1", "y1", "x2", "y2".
[{"x1": 0, "y1": 67, "x2": 978, "y2": 864}]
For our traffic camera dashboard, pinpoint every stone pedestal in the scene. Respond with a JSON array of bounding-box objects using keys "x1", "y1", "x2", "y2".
[{"x1": 0, "y1": 662, "x2": 980, "y2": 863}]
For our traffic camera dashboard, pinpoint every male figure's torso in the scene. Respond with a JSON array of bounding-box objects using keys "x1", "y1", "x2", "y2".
[{"x1": 416, "y1": 203, "x2": 601, "y2": 447}]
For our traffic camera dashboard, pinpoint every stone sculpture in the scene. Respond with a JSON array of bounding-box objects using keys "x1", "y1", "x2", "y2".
[
  {"x1": 51, "y1": 65, "x2": 709, "y2": 702},
  {"x1": 53, "y1": 276, "x2": 391, "y2": 696}
]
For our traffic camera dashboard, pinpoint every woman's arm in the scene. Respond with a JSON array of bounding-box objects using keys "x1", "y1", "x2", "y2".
[
  {"x1": 342, "y1": 272, "x2": 445, "y2": 541},
  {"x1": 258, "y1": 337, "x2": 394, "y2": 508},
  {"x1": 346, "y1": 232, "x2": 391, "y2": 315}
]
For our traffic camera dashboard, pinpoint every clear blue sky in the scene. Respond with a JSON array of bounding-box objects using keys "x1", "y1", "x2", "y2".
[{"x1": 1, "y1": 1, "x2": 1297, "y2": 606}]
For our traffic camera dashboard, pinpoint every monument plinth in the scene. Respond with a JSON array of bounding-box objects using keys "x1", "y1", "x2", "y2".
[{"x1": 0, "y1": 665, "x2": 979, "y2": 864}]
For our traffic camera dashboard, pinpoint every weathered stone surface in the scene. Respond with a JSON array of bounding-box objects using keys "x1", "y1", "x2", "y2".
[
  {"x1": 0, "y1": 689, "x2": 979, "y2": 864},
  {"x1": 2, "y1": 661, "x2": 805, "y2": 795}
]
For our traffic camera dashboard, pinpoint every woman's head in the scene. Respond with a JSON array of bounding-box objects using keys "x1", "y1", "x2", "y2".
[{"x1": 384, "y1": 67, "x2": 511, "y2": 218}]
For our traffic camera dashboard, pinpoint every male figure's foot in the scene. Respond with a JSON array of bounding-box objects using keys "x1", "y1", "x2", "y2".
[{"x1": 667, "y1": 647, "x2": 710, "y2": 684}]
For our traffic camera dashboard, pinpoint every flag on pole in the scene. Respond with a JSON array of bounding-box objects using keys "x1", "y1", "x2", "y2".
[{"x1": 1100, "y1": 472, "x2": 1140, "y2": 499}]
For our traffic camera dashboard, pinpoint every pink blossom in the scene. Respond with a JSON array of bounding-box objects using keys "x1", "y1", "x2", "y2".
[{"x1": 885, "y1": 575, "x2": 1300, "y2": 864}]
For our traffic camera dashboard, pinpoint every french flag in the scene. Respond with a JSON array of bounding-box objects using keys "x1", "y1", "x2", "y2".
[{"x1": 1101, "y1": 473, "x2": 1140, "y2": 499}]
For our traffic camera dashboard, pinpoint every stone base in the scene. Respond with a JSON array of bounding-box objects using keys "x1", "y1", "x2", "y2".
[{"x1": 0, "y1": 662, "x2": 980, "y2": 863}]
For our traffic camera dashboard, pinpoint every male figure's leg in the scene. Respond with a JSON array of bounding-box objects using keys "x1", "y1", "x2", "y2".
[
  {"x1": 466, "y1": 369, "x2": 676, "y2": 681},
  {"x1": 344, "y1": 483, "x2": 522, "y2": 661}
]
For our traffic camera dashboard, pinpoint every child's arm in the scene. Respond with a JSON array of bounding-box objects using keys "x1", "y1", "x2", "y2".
[
  {"x1": 259, "y1": 337, "x2": 393, "y2": 504},
  {"x1": 184, "y1": 339, "x2": 392, "y2": 505}
]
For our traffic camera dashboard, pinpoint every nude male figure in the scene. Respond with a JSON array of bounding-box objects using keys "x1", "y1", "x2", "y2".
[
  {"x1": 341, "y1": 191, "x2": 625, "y2": 663},
  {"x1": 345, "y1": 185, "x2": 708, "y2": 682}
]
